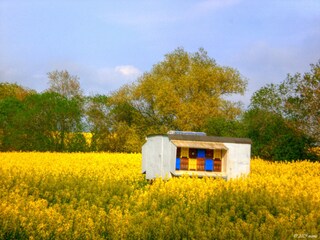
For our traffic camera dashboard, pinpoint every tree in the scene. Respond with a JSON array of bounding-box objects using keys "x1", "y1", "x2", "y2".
[
  {"x1": 285, "y1": 61, "x2": 320, "y2": 143},
  {"x1": 0, "y1": 97, "x2": 25, "y2": 150},
  {"x1": 0, "y1": 82, "x2": 35, "y2": 100},
  {"x1": 104, "y1": 121, "x2": 141, "y2": 153},
  {"x1": 243, "y1": 109, "x2": 316, "y2": 160},
  {"x1": 249, "y1": 83, "x2": 286, "y2": 115},
  {"x1": 47, "y1": 70, "x2": 82, "y2": 99},
  {"x1": 14, "y1": 93, "x2": 54, "y2": 151},
  {"x1": 247, "y1": 60, "x2": 320, "y2": 160},
  {"x1": 84, "y1": 95, "x2": 111, "y2": 151},
  {"x1": 250, "y1": 60, "x2": 320, "y2": 143},
  {"x1": 0, "y1": 92, "x2": 85, "y2": 152},
  {"x1": 84, "y1": 92, "x2": 144, "y2": 152},
  {"x1": 204, "y1": 117, "x2": 244, "y2": 138},
  {"x1": 46, "y1": 70, "x2": 85, "y2": 151},
  {"x1": 117, "y1": 48, "x2": 247, "y2": 132},
  {"x1": 46, "y1": 93, "x2": 84, "y2": 151},
  {"x1": 106, "y1": 90, "x2": 143, "y2": 152}
]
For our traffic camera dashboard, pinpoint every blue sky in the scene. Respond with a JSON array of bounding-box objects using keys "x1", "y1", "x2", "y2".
[{"x1": 1, "y1": 0, "x2": 319, "y2": 106}]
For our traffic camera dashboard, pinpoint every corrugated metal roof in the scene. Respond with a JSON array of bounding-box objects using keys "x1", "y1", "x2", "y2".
[
  {"x1": 171, "y1": 140, "x2": 228, "y2": 150},
  {"x1": 168, "y1": 134, "x2": 252, "y2": 144}
]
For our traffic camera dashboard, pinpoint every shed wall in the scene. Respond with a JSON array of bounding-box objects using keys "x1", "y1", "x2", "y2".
[
  {"x1": 142, "y1": 136, "x2": 175, "y2": 179},
  {"x1": 224, "y1": 143, "x2": 251, "y2": 179}
]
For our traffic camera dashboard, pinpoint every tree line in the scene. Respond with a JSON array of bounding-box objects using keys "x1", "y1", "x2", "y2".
[{"x1": 0, "y1": 48, "x2": 319, "y2": 160}]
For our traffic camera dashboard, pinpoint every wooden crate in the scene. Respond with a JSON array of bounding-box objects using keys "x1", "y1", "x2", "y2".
[
  {"x1": 214, "y1": 158, "x2": 221, "y2": 172},
  {"x1": 197, "y1": 158, "x2": 205, "y2": 171},
  {"x1": 180, "y1": 157, "x2": 189, "y2": 170}
]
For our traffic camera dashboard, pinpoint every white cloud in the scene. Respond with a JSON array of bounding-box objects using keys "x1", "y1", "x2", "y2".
[
  {"x1": 0, "y1": 61, "x2": 142, "y2": 96},
  {"x1": 115, "y1": 65, "x2": 141, "y2": 77},
  {"x1": 82, "y1": 65, "x2": 142, "y2": 95},
  {"x1": 95, "y1": 65, "x2": 141, "y2": 85},
  {"x1": 44, "y1": 62, "x2": 142, "y2": 94}
]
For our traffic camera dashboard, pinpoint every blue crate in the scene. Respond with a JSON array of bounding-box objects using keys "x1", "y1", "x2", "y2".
[
  {"x1": 205, "y1": 159, "x2": 214, "y2": 171},
  {"x1": 197, "y1": 149, "x2": 206, "y2": 158},
  {"x1": 176, "y1": 158, "x2": 181, "y2": 170}
]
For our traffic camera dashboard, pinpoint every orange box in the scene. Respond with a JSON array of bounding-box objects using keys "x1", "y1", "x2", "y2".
[
  {"x1": 180, "y1": 157, "x2": 189, "y2": 170},
  {"x1": 214, "y1": 158, "x2": 221, "y2": 172},
  {"x1": 197, "y1": 158, "x2": 205, "y2": 171}
]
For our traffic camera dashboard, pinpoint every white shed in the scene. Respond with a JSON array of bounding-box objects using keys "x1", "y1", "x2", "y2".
[{"x1": 142, "y1": 131, "x2": 252, "y2": 180}]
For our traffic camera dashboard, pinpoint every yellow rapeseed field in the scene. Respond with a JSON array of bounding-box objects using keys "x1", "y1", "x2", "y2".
[{"x1": 0, "y1": 152, "x2": 319, "y2": 240}]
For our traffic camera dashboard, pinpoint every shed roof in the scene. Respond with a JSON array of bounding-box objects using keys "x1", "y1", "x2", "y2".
[
  {"x1": 171, "y1": 140, "x2": 228, "y2": 150},
  {"x1": 168, "y1": 134, "x2": 252, "y2": 144}
]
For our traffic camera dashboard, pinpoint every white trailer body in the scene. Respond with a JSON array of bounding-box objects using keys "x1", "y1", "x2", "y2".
[{"x1": 142, "y1": 133, "x2": 251, "y2": 180}]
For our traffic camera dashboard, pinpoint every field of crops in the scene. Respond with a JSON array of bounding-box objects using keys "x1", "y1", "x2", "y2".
[{"x1": 0, "y1": 152, "x2": 319, "y2": 240}]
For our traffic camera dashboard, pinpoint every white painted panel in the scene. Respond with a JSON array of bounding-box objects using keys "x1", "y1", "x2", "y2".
[
  {"x1": 224, "y1": 143, "x2": 251, "y2": 179},
  {"x1": 143, "y1": 135, "x2": 175, "y2": 179},
  {"x1": 161, "y1": 136, "x2": 174, "y2": 179},
  {"x1": 145, "y1": 136, "x2": 163, "y2": 179}
]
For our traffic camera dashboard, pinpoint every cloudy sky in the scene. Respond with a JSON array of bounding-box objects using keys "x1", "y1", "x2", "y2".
[{"x1": 1, "y1": 0, "x2": 319, "y2": 106}]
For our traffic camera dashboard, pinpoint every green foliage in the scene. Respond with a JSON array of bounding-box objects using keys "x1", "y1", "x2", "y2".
[
  {"x1": 117, "y1": 47, "x2": 247, "y2": 132},
  {"x1": 1, "y1": 57, "x2": 319, "y2": 159},
  {"x1": 84, "y1": 95, "x2": 111, "y2": 151},
  {"x1": 250, "y1": 83, "x2": 286, "y2": 114},
  {"x1": 0, "y1": 92, "x2": 84, "y2": 152},
  {"x1": 285, "y1": 60, "x2": 320, "y2": 142},
  {"x1": 250, "y1": 60, "x2": 320, "y2": 144},
  {"x1": 204, "y1": 117, "x2": 244, "y2": 138},
  {"x1": 247, "y1": 60, "x2": 320, "y2": 160},
  {"x1": 243, "y1": 109, "x2": 317, "y2": 160},
  {"x1": 0, "y1": 97, "x2": 25, "y2": 151},
  {"x1": 67, "y1": 133, "x2": 88, "y2": 152}
]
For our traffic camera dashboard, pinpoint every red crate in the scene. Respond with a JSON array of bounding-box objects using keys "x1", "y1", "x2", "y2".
[
  {"x1": 214, "y1": 158, "x2": 221, "y2": 172},
  {"x1": 180, "y1": 157, "x2": 189, "y2": 170},
  {"x1": 197, "y1": 158, "x2": 205, "y2": 171},
  {"x1": 205, "y1": 149, "x2": 214, "y2": 158}
]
